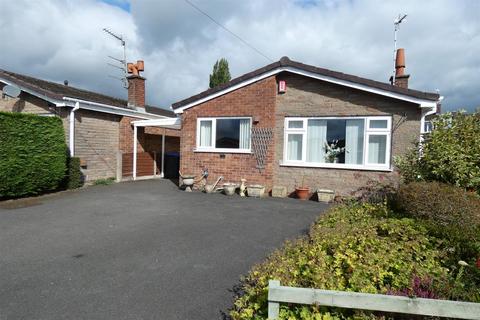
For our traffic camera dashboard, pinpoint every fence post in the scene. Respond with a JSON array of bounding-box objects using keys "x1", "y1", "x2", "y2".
[{"x1": 268, "y1": 280, "x2": 280, "y2": 319}]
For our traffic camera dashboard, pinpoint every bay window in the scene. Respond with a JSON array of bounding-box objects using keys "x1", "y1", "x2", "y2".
[
  {"x1": 283, "y1": 116, "x2": 391, "y2": 170},
  {"x1": 196, "y1": 117, "x2": 251, "y2": 152}
]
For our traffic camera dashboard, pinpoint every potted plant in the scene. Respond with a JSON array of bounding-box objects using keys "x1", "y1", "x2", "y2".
[
  {"x1": 325, "y1": 139, "x2": 345, "y2": 163},
  {"x1": 295, "y1": 175, "x2": 310, "y2": 200}
]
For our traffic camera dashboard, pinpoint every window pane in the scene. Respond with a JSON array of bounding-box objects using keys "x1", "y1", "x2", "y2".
[
  {"x1": 345, "y1": 119, "x2": 364, "y2": 165},
  {"x1": 216, "y1": 119, "x2": 240, "y2": 148},
  {"x1": 288, "y1": 120, "x2": 303, "y2": 129},
  {"x1": 368, "y1": 135, "x2": 387, "y2": 164},
  {"x1": 287, "y1": 134, "x2": 303, "y2": 161},
  {"x1": 325, "y1": 119, "x2": 346, "y2": 163},
  {"x1": 199, "y1": 120, "x2": 212, "y2": 147},
  {"x1": 306, "y1": 119, "x2": 327, "y2": 163},
  {"x1": 370, "y1": 119, "x2": 388, "y2": 129}
]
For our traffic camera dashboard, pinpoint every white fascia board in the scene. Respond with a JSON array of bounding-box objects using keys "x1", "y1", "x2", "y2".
[
  {"x1": 62, "y1": 97, "x2": 166, "y2": 120},
  {"x1": 172, "y1": 66, "x2": 439, "y2": 113},
  {"x1": 132, "y1": 117, "x2": 181, "y2": 129}
]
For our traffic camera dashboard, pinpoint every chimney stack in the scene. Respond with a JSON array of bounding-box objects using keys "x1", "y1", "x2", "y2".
[
  {"x1": 391, "y1": 48, "x2": 410, "y2": 88},
  {"x1": 127, "y1": 60, "x2": 145, "y2": 109}
]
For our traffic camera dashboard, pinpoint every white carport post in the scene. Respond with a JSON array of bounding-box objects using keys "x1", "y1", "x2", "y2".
[
  {"x1": 161, "y1": 133, "x2": 165, "y2": 178},
  {"x1": 133, "y1": 125, "x2": 137, "y2": 180}
]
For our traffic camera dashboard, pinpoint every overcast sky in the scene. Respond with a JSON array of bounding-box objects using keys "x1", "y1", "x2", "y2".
[{"x1": 1, "y1": 0, "x2": 479, "y2": 112}]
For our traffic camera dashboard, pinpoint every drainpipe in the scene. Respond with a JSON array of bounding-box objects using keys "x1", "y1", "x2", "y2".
[{"x1": 69, "y1": 102, "x2": 80, "y2": 157}]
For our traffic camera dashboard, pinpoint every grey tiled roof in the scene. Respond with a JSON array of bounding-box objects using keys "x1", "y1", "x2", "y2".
[
  {"x1": 0, "y1": 69, "x2": 175, "y2": 117},
  {"x1": 172, "y1": 56, "x2": 439, "y2": 110}
]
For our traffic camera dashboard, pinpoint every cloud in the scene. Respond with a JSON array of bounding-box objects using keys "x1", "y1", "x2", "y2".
[{"x1": 1, "y1": 0, "x2": 479, "y2": 112}]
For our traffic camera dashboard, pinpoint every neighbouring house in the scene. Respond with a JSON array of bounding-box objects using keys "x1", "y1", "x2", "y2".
[
  {"x1": 0, "y1": 60, "x2": 180, "y2": 182},
  {"x1": 172, "y1": 50, "x2": 442, "y2": 196}
]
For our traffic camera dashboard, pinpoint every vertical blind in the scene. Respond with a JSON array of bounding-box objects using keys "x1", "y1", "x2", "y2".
[
  {"x1": 199, "y1": 120, "x2": 212, "y2": 147},
  {"x1": 239, "y1": 119, "x2": 251, "y2": 149},
  {"x1": 345, "y1": 119, "x2": 364, "y2": 165},
  {"x1": 306, "y1": 119, "x2": 327, "y2": 163}
]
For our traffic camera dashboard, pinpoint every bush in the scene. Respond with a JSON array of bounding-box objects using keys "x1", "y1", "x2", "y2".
[
  {"x1": 230, "y1": 203, "x2": 448, "y2": 319},
  {"x1": 64, "y1": 157, "x2": 84, "y2": 189},
  {"x1": 395, "y1": 111, "x2": 480, "y2": 193},
  {"x1": 393, "y1": 182, "x2": 480, "y2": 230},
  {"x1": 0, "y1": 112, "x2": 67, "y2": 198},
  {"x1": 393, "y1": 182, "x2": 480, "y2": 300},
  {"x1": 349, "y1": 180, "x2": 397, "y2": 204}
]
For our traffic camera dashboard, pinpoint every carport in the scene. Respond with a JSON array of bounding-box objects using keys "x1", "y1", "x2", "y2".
[{"x1": 130, "y1": 117, "x2": 181, "y2": 180}]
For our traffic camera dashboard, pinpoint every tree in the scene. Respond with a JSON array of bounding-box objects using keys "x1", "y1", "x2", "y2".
[{"x1": 209, "y1": 58, "x2": 231, "y2": 88}]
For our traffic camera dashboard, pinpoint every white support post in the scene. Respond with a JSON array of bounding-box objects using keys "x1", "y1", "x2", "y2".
[
  {"x1": 161, "y1": 134, "x2": 165, "y2": 178},
  {"x1": 268, "y1": 280, "x2": 280, "y2": 319},
  {"x1": 133, "y1": 125, "x2": 137, "y2": 180}
]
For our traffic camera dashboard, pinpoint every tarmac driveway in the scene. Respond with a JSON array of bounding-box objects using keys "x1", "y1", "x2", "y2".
[{"x1": 0, "y1": 179, "x2": 327, "y2": 320}]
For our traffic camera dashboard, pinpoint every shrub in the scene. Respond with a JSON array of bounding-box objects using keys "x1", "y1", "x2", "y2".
[
  {"x1": 230, "y1": 203, "x2": 448, "y2": 319},
  {"x1": 393, "y1": 181, "x2": 480, "y2": 302},
  {"x1": 64, "y1": 157, "x2": 84, "y2": 189},
  {"x1": 395, "y1": 111, "x2": 480, "y2": 193},
  {"x1": 393, "y1": 182, "x2": 480, "y2": 253},
  {"x1": 0, "y1": 112, "x2": 67, "y2": 198},
  {"x1": 349, "y1": 180, "x2": 397, "y2": 204}
]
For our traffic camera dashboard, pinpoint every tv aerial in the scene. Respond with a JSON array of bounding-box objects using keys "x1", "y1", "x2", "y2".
[
  {"x1": 393, "y1": 14, "x2": 407, "y2": 83},
  {"x1": 103, "y1": 28, "x2": 128, "y2": 89}
]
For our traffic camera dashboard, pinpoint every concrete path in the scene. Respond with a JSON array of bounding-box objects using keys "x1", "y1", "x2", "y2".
[{"x1": 0, "y1": 180, "x2": 327, "y2": 320}]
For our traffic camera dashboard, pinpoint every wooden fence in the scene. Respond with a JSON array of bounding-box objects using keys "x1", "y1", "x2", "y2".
[{"x1": 268, "y1": 280, "x2": 480, "y2": 319}]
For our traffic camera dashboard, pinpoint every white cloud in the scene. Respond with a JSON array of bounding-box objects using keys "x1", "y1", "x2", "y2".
[{"x1": 1, "y1": 0, "x2": 479, "y2": 111}]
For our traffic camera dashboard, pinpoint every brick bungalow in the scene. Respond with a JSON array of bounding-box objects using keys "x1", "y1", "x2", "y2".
[
  {"x1": 0, "y1": 61, "x2": 180, "y2": 182},
  {"x1": 172, "y1": 52, "x2": 442, "y2": 196}
]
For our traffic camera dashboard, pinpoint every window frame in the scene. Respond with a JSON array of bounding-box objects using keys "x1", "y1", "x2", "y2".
[
  {"x1": 282, "y1": 116, "x2": 392, "y2": 171},
  {"x1": 195, "y1": 116, "x2": 252, "y2": 153}
]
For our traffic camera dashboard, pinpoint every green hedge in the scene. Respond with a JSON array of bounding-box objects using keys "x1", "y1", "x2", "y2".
[
  {"x1": 0, "y1": 112, "x2": 67, "y2": 198},
  {"x1": 64, "y1": 157, "x2": 84, "y2": 190}
]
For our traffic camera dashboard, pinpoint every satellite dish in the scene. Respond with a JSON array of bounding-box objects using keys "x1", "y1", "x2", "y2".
[{"x1": 3, "y1": 85, "x2": 21, "y2": 98}]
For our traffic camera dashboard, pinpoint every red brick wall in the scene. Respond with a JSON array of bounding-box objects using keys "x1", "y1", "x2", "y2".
[{"x1": 180, "y1": 77, "x2": 277, "y2": 189}]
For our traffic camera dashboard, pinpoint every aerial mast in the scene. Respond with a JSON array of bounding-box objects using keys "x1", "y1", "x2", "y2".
[{"x1": 393, "y1": 14, "x2": 407, "y2": 84}]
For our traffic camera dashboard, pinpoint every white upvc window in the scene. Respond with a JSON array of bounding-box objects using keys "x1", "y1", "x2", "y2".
[
  {"x1": 196, "y1": 117, "x2": 252, "y2": 153},
  {"x1": 282, "y1": 116, "x2": 392, "y2": 171}
]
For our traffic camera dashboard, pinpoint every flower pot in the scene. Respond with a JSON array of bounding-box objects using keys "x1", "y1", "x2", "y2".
[
  {"x1": 248, "y1": 184, "x2": 265, "y2": 197},
  {"x1": 295, "y1": 187, "x2": 310, "y2": 200},
  {"x1": 316, "y1": 189, "x2": 335, "y2": 203},
  {"x1": 223, "y1": 183, "x2": 236, "y2": 196}
]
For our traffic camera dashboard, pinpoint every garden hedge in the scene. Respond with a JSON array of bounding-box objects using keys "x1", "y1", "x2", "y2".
[
  {"x1": 0, "y1": 111, "x2": 67, "y2": 198},
  {"x1": 64, "y1": 156, "x2": 84, "y2": 190}
]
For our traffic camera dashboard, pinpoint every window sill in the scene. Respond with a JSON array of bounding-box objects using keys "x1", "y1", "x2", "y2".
[
  {"x1": 279, "y1": 161, "x2": 393, "y2": 172},
  {"x1": 194, "y1": 148, "x2": 252, "y2": 154}
]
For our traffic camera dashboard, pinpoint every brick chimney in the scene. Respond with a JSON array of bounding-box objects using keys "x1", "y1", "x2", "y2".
[
  {"x1": 391, "y1": 48, "x2": 410, "y2": 88},
  {"x1": 127, "y1": 60, "x2": 145, "y2": 109}
]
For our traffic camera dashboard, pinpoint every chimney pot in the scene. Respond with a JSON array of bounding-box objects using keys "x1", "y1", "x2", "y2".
[{"x1": 393, "y1": 48, "x2": 409, "y2": 88}]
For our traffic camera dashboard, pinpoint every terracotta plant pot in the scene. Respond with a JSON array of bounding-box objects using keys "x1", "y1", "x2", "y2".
[{"x1": 295, "y1": 187, "x2": 310, "y2": 200}]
